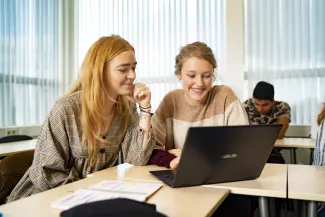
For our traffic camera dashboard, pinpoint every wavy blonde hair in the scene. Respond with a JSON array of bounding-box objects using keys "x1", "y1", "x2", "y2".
[
  {"x1": 317, "y1": 104, "x2": 325, "y2": 125},
  {"x1": 174, "y1": 41, "x2": 217, "y2": 76},
  {"x1": 66, "y1": 35, "x2": 134, "y2": 167}
]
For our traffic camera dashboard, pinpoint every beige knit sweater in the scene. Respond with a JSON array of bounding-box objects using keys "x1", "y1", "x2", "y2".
[{"x1": 152, "y1": 85, "x2": 249, "y2": 150}]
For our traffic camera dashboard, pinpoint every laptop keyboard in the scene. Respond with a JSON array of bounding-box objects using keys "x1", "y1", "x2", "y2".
[
  {"x1": 165, "y1": 174, "x2": 174, "y2": 181},
  {"x1": 161, "y1": 173, "x2": 175, "y2": 186},
  {"x1": 150, "y1": 170, "x2": 175, "y2": 186}
]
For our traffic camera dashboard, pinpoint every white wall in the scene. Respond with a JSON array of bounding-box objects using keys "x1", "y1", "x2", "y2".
[{"x1": 223, "y1": 0, "x2": 246, "y2": 101}]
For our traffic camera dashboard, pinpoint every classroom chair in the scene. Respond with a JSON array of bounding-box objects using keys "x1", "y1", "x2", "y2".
[{"x1": 0, "y1": 150, "x2": 34, "y2": 204}]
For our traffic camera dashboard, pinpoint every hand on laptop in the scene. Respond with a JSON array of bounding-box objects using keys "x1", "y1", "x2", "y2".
[
  {"x1": 169, "y1": 156, "x2": 180, "y2": 169},
  {"x1": 169, "y1": 149, "x2": 182, "y2": 169},
  {"x1": 168, "y1": 148, "x2": 182, "y2": 157}
]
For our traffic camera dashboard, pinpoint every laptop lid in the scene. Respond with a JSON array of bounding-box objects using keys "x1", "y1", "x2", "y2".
[{"x1": 171, "y1": 124, "x2": 282, "y2": 188}]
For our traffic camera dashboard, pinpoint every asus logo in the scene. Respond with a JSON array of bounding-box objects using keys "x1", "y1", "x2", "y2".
[{"x1": 221, "y1": 154, "x2": 237, "y2": 159}]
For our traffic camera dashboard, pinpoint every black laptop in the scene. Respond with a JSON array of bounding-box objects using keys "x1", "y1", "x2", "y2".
[{"x1": 149, "y1": 124, "x2": 282, "y2": 188}]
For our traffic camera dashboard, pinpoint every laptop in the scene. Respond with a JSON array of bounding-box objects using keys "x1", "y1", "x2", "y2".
[{"x1": 149, "y1": 124, "x2": 282, "y2": 188}]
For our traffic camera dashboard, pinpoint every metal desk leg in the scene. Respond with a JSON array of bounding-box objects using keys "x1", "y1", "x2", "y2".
[
  {"x1": 307, "y1": 201, "x2": 317, "y2": 217},
  {"x1": 259, "y1": 196, "x2": 269, "y2": 217},
  {"x1": 309, "y1": 148, "x2": 314, "y2": 165},
  {"x1": 290, "y1": 148, "x2": 297, "y2": 164}
]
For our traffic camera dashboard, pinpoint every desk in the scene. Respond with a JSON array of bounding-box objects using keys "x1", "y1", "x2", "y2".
[
  {"x1": 0, "y1": 164, "x2": 230, "y2": 217},
  {"x1": 288, "y1": 164, "x2": 325, "y2": 217},
  {"x1": 275, "y1": 138, "x2": 315, "y2": 164},
  {"x1": 0, "y1": 139, "x2": 37, "y2": 157},
  {"x1": 89, "y1": 163, "x2": 168, "y2": 181},
  {"x1": 204, "y1": 164, "x2": 288, "y2": 217}
]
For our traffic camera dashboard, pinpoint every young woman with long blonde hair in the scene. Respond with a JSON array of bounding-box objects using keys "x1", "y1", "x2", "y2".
[{"x1": 7, "y1": 35, "x2": 155, "y2": 202}]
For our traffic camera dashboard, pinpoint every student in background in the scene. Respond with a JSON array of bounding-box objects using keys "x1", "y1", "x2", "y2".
[
  {"x1": 7, "y1": 35, "x2": 155, "y2": 203},
  {"x1": 149, "y1": 41, "x2": 250, "y2": 217},
  {"x1": 243, "y1": 81, "x2": 291, "y2": 164},
  {"x1": 312, "y1": 103, "x2": 325, "y2": 217},
  {"x1": 243, "y1": 81, "x2": 291, "y2": 139}
]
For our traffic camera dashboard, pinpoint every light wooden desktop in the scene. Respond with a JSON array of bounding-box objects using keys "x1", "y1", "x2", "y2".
[
  {"x1": 0, "y1": 164, "x2": 230, "y2": 217},
  {"x1": 275, "y1": 138, "x2": 315, "y2": 149},
  {"x1": 203, "y1": 163, "x2": 287, "y2": 217},
  {"x1": 288, "y1": 164, "x2": 325, "y2": 217},
  {"x1": 203, "y1": 163, "x2": 287, "y2": 198},
  {"x1": 0, "y1": 139, "x2": 37, "y2": 157},
  {"x1": 100, "y1": 163, "x2": 287, "y2": 217},
  {"x1": 274, "y1": 138, "x2": 315, "y2": 164},
  {"x1": 90, "y1": 163, "x2": 287, "y2": 198},
  {"x1": 85, "y1": 164, "x2": 231, "y2": 217}
]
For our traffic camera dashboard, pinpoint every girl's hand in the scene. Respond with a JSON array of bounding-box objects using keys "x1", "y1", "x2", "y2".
[
  {"x1": 132, "y1": 83, "x2": 151, "y2": 108},
  {"x1": 168, "y1": 148, "x2": 182, "y2": 157},
  {"x1": 169, "y1": 156, "x2": 180, "y2": 170}
]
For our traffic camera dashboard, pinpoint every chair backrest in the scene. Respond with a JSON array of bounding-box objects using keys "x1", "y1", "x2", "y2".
[
  {"x1": 0, "y1": 135, "x2": 33, "y2": 144},
  {"x1": 0, "y1": 150, "x2": 34, "y2": 204}
]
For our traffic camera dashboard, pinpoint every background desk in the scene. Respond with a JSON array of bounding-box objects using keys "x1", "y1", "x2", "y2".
[
  {"x1": 203, "y1": 164, "x2": 288, "y2": 217},
  {"x1": 0, "y1": 164, "x2": 230, "y2": 217},
  {"x1": 0, "y1": 139, "x2": 37, "y2": 157},
  {"x1": 288, "y1": 164, "x2": 325, "y2": 217},
  {"x1": 275, "y1": 138, "x2": 315, "y2": 164}
]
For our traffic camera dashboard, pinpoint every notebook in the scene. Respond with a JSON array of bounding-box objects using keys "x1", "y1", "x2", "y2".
[{"x1": 51, "y1": 180, "x2": 163, "y2": 210}]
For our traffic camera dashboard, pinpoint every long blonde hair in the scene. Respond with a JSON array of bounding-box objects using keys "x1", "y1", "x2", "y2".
[
  {"x1": 317, "y1": 104, "x2": 325, "y2": 125},
  {"x1": 66, "y1": 35, "x2": 134, "y2": 167}
]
